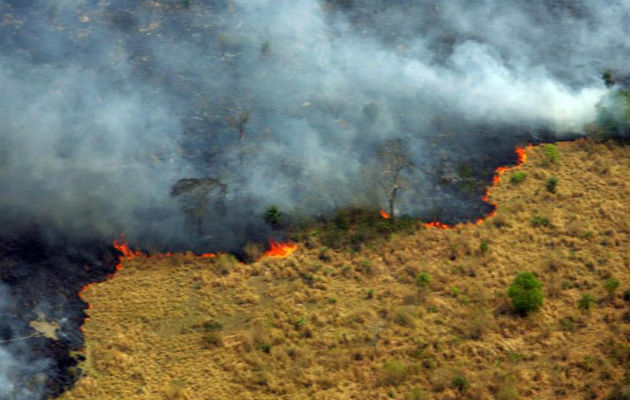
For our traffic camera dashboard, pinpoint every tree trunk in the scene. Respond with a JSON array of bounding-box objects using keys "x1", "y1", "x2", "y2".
[{"x1": 389, "y1": 187, "x2": 398, "y2": 222}]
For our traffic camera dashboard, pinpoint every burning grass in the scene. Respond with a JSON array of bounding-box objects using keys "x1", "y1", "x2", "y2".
[{"x1": 61, "y1": 139, "x2": 630, "y2": 400}]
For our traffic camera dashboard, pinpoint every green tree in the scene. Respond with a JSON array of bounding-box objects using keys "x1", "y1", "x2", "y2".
[
  {"x1": 578, "y1": 293, "x2": 596, "y2": 312},
  {"x1": 604, "y1": 278, "x2": 620, "y2": 300},
  {"x1": 263, "y1": 205, "x2": 283, "y2": 229},
  {"x1": 546, "y1": 177, "x2": 558, "y2": 193},
  {"x1": 415, "y1": 272, "x2": 431, "y2": 288},
  {"x1": 508, "y1": 272, "x2": 543, "y2": 315},
  {"x1": 602, "y1": 70, "x2": 615, "y2": 88}
]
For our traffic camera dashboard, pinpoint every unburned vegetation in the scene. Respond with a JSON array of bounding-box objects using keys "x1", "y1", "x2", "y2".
[{"x1": 62, "y1": 140, "x2": 630, "y2": 400}]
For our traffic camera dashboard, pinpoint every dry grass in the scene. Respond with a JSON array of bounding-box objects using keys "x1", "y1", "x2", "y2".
[{"x1": 61, "y1": 139, "x2": 630, "y2": 400}]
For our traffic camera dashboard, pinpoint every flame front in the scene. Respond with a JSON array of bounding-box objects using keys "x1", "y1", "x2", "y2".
[
  {"x1": 113, "y1": 238, "x2": 145, "y2": 261},
  {"x1": 264, "y1": 239, "x2": 298, "y2": 258},
  {"x1": 425, "y1": 145, "x2": 531, "y2": 230},
  {"x1": 424, "y1": 221, "x2": 451, "y2": 229},
  {"x1": 379, "y1": 209, "x2": 390, "y2": 219}
]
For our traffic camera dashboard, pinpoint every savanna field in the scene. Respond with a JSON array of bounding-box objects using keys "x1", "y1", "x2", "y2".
[{"x1": 61, "y1": 140, "x2": 629, "y2": 400}]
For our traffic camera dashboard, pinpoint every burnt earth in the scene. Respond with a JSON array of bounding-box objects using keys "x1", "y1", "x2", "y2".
[{"x1": 0, "y1": 223, "x2": 118, "y2": 400}]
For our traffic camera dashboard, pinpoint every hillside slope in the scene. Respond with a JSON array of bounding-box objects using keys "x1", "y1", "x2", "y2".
[{"x1": 61, "y1": 139, "x2": 630, "y2": 400}]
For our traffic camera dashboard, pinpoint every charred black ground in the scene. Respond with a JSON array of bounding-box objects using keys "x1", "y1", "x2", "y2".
[{"x1": 0, "y1": 223, "x2": 119, "y2": 399}]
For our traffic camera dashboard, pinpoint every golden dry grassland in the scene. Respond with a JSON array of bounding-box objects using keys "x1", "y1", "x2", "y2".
[{"x1": 61, "y1": 139, "x2": 630, "y2": 400}]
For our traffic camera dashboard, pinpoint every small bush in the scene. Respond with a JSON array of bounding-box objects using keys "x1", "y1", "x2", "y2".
[
  {"x1": 508, "y1": 272, "x2": 543, "y2": 315},
  {"x1": 531, "y1": 214, "x2": 549, "y2": 227},
  {"x1": 405, "y1": 387, "x2": 426, "y2": 400},
  {"x1": 201, "y1": 320, "x2": 223, "y2": 331},
  {"x1": 393, "y1": 309, "x2": 415, "y2": 327},
  {"x1": 263, "y1": 205, "x2": 283, "y2": 229},
  {"x1": 201, "y1": 331, "x2": 222, "y2": 348},
  {"x1": 214, "y1": 254, "x2": 238, "y2": 275},
  {"x1": 416, "y1": 272, "x2": 432, "y2": 288},
  {"x1": 544, "y1": 144, "x2": 560, "y2": 163},
  {"x1": 294, "y1": 316, "x2": 307, "y2": 329},
  {"x1": 559, "y1": 317, "x2": 576, "y2": 332},
  {"x1": 480, "y1": 240, "x2": 489, "y2": 253},
  {"x1": 578, "y1": 293, "x2": 596, "y2": 311},
  {"x1": 259, "y1": 343, "x2": 272, "y2": 354},
  {"x1": 546, "y1": 177, "x2": 558, "y2": 193},
  {"x1": 450, "y1": 374, "x2": 470, "y2": 392},
  {"x1": 604, "y1": 278, "x2": 620, "y2": 298},
  {"x1": 510, "y1": 171, "x2": 527, "y2": 184},
  {"x1": 242, "y1": 241, "x2": 264, "y2": 262},
  {"x1": 381, "y1": 360, "x2": 409, "y2": 385}
]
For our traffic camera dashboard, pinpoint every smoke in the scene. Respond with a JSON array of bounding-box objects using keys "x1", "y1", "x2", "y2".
[
  {"x1": 0, "y1": 0, "x2": 628, "y2": 241},
  {"x1": 0, "y1": 283, "x2": 49, "y2": 400}
]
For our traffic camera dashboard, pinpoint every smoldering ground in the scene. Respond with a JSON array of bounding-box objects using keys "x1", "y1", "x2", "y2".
[
  {"x1": 1, "y1": 0, "x2": 628, "y2": 249},
  {"x1": 0, "y1": 1, "x2": 628, "y2": 398}
]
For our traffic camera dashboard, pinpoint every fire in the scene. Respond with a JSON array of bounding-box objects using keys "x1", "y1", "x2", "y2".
[
  {"x1": 424, "y1": 221, "x2": 451, "y2": 229},
  {"x1": 424, "y1": 144, "x2": 531, "y2": 230},
  {"x1": 113, "y1": 238, "x2": 145, "y2": 260},
  {"x1": 380, "y1": 209, "x2": 390, "y2": 219},
  {"x1": 78, "y1": 237, "x2": 221, "y2": 333},
  {"x1": 264, "y1": 238, "x2": 298, "y2": 258}
]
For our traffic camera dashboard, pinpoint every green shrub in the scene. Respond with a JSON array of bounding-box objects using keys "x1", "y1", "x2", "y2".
[
  {"x1": 201, "y1": 331, "x2": 222, "y2": 348},
  {"x1": 263, "y1": 205, "x2": 283, "y2": 229},
  {"x1": 450, "y1": 374, "x2": 470, "y2": 392},
  {"x1": 405, "y1": 387, "x2": 426, "y2": 400},
  {"x1": 546, "y1": 177, "x2": 558, "y2": 193},
  {"x1": 416, "y1": 272, "x2": 432, "y2": 288},
  {"x1": 605, "y1": 278, "x2": 620, "y2": 298},
  {"x1": 510, "y1": 171, "x2": 527, "y2": 184},
  {"x1": 201, "y1": 319, "x2": 223, "y2": 331},
  {"x1": 531, "y1": 214, "x2": 549, "y2": 227},
  {"x1": 544, "y1": 144, "x2": 560, "y2": 164},
  {"x1": 393, "y1": 309, "x2": 415, "y2": 327},
  {"x1": 578, "y1": 293, "x2": 596, "y2": 311},
  {"x1": 294, "y1": 316, "x2": 307, "y2": 328},
  {"x1": 480, "y1": 240, "x2": 489, "y2": 253},
  {"x1": 508, "y1": 272, "x2": 543, "y2": 315},
  {"x1": 381, "y1": 360, "x2": 409, "y2": 385},
  {"x1": 559, "y1": 317, "x2": 576, "y2": 332},
  {"x1": 259, "y1": 343, "x2": 272, "y2": 354}
]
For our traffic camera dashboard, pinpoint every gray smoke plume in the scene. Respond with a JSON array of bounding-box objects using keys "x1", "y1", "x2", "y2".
[{"x1": 1, "y1": 0, "x2": 628, "y2": 249}]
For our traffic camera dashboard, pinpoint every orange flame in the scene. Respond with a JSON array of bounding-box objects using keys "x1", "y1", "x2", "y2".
[
  {"x1": 113, "y1": 238, "x2": 145, "y2": 261},
  {"x1": 424, "y1": 221, "x2": 451, "y2": 229},
  {"x1": 379, "y1": 209, "x2": 390, "y2": 219},
  {"x1": 79, "y1": 238, "x2": 219, "y2": 331},
  {"x1": 264, "y1": 238, "x2": 298, "y2": 258},
  {"x1": 424, "y1": 145, "x2": 531, "y2": 230}
]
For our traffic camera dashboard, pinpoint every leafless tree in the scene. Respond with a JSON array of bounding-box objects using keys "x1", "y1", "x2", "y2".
[
  {"x1": 170, "y1": 177, "x2": 227, "y2": 236},
  {"x1": 376, "y1": 139, "x2": 412, "y2": 221},
  {"x1": 228, "y1": 109, "x2": 251, "y2": 140}
]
